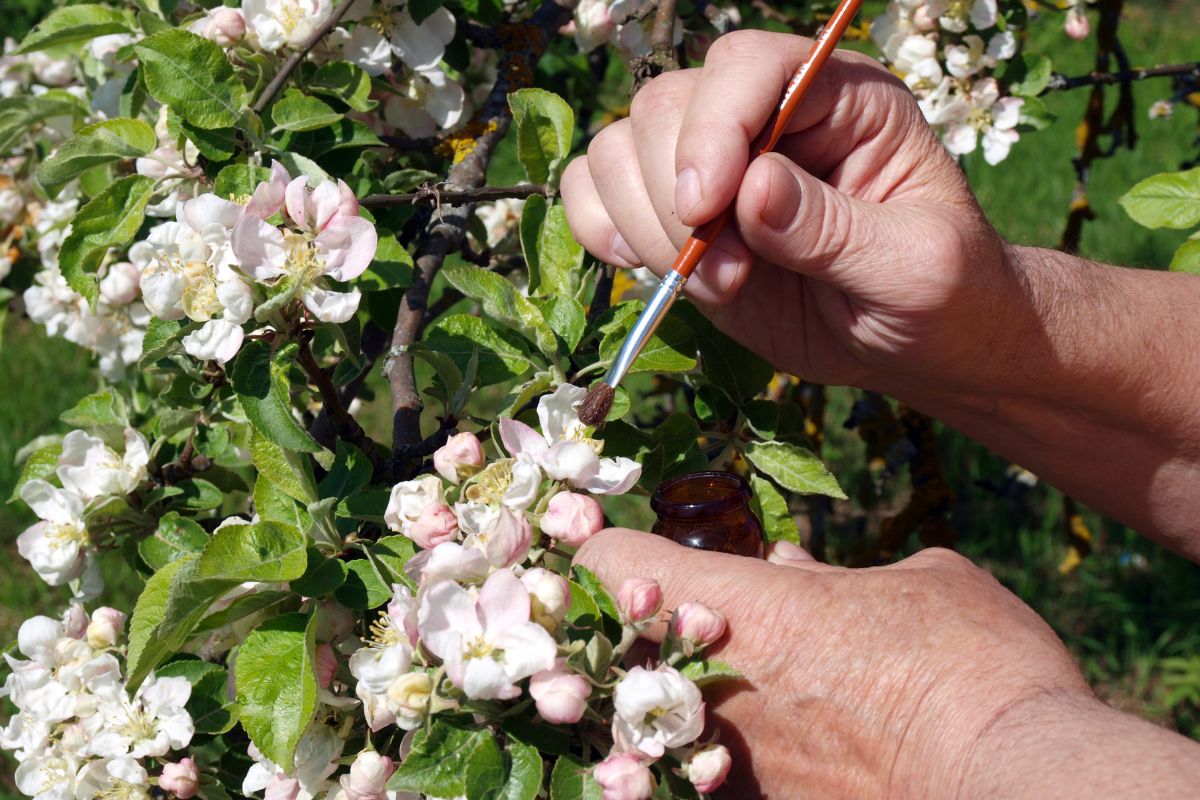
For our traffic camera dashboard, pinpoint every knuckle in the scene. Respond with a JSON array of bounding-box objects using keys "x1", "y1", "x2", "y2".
[
  {"x1": 586, "y1": 118, "x2": 630, "y2": 162},
  {"x1": 910, "y1": 546, "x2": 972, "y2": 572},
  {"x1": 706, "y1": 29, "x2": 776, "y2": 64},
  {"x1": 630, "y1": 69, "x2": 693, "y2": 120},
  {"x1": 558, "y1": 156, "x2": 589, "y2": 198}
]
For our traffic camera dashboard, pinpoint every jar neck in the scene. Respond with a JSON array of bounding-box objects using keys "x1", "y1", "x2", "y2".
[{"x1": 650, "y1": 471, "x2": 752, "y2": 520}]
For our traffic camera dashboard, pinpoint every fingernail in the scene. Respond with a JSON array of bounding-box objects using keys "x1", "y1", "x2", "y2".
[
  {"x1": 675, "y1": 167, "x2": 702, "y2": 223},
  {"x1": 772, "y1": 540, "x2": 814, "y2": 561},
  {"x1": 759, "y1": 158, "x2": 802, "y2": 231},
  {"x1": 702, "y1": 246, "x2": 746, "y2": 296},
  {"x1": 609, "y1": 232, "x2": 639, "y2": 267}
]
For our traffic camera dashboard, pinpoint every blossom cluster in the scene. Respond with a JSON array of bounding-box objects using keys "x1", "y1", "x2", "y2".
[
  {"x1": 17, "y1": 428, "x2": 149, "y2": 594},
  {"x1": 1, "y1": 605, "x2": 197, "y2": 800},
  {"x1": 872, "y1": 0, "x2": 1027, "y2": 164}
]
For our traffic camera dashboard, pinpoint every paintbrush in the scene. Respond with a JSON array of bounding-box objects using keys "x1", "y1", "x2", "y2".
[{"x1": 577, "y1": 0, "x2": 866, "y2": 427}]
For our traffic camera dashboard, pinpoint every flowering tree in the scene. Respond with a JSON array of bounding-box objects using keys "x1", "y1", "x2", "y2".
[{"x1": 0, "y1": 0, "x2": 1197, "y2": 797}]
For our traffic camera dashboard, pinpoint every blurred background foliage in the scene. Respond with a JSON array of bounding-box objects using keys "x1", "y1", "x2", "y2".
[{"x1": 1, "y1": 1, "x2": 1197, "y2": 779}]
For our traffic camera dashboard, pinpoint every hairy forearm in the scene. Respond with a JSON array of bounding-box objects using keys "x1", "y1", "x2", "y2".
[
  {"x1": 960, "y1": 690, "x2": 1200, "y2": 799},
  {"x1": 893, "y1": 245, "x2": 1200, "y2": 558}
]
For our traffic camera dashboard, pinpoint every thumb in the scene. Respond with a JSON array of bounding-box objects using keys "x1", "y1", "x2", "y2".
[
  {"x1": 734, "y1": 152, "x2": 912, "y2": 293},
  {"x1": 573, "y1": 528, "x2": 827, "y2": 644}
]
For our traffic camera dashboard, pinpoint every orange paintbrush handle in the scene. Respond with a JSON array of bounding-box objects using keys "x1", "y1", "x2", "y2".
[{"x1": 670, "y1": 0, "x2": 865, "y2": 280}]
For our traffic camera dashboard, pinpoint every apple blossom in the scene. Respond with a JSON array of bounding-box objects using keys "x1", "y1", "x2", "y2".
[
  {"x1": 190, "y1": 8, "x2": 247, "y2": 47},
  {"x1": 612, "y1": 665, "x2": 705, "y2": 758},
  {"x1": 685, "y1": 744, "x2": 732, "y2": 793},
  {"x1": 85, "y1": 608, "x2": 126, "y2": 650},
  {"x1": 16, "y1": 480, "x2": 90, "y2": 586},
  {"x1": 160, "y1": 757, "x2": 200, "y2": 799},
  {"x1": 383, "y1": 68, "x2": 467, "y2": 139},
  {"x1": 529, "y1": 662, "x2": 590, "y2": 724},
  {"x1": 433, "y1": 432, "x2": 485, "y2": 484},
  {"x1": 418, "y1": 568, "x2": 557, "y2": 700},
  {"x1": 617, "y1": 577, "x2": 663, "y2": 624},
  {"x1": 384, "y1": 672, "x2": 433, "y2": 729},
  {"x1": 385, "y1": 475, "x2": 459, "y2": 547},
  {"x1": 243, "y1": 0, "x2": 333, "y2": 52},
  {"x1": 466, "y1": 506, "x2": 533, "y2": 568},
  {"x1": 592, "y1": 753, "x2": 654, "y2": 800},
  {"x1": 1065, "y1": 7, "x2": 1091, "y2": 40},
  {"x1": 540, "y1": 491, "x2": 605, "y2": 547},
  {"x1": 670, "y1": 602, "x2": 727, "y2": 654},
  {"x1": 521, "y1": 568, "x2": 572, "y2": 630},
  {"x1": 242, "y1": 725, "x2": 343, "y2": 800},
  {"x1": 88, "y1": 674, "x2": 194, "y2": 759},
  {"x1": 315, "y1": 644, "x2": 338, "y2": 689},
  {"x1": 57, "y1": 429, "x2": 149, "y2": 501},
  {"x1": 339, "y1": 751, "x2": 394, "y2": 800}
]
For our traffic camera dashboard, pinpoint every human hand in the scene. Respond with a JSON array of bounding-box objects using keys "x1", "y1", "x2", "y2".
[
  {"x1": 574, "y1": 529, "x2": 1094, "y2": 799},
  {"x1": 560, "y1": 31, "x2": 1025, "y2": 396}
]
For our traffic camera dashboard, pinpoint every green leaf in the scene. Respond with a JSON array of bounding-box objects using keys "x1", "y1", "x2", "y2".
[
  {"x1": 174, "y1": 478, "x2": 224, "y2": 511},
  {"x1": 538, "y1": 294, "x2": 586, "y2": 352},
  {"x1": 232, "y1": 340, "x2": 322, "y2": 453},
  {"x1": 140, "y1": 318, "x2": 196, "y2": 366},
  {"x1": 749, "y1": 474, "x2": 799, "y2": 545},
  {"x1": 536, "y1": 205, "x2": 585, "y2": 298},
  {"x1": 388, "y1": 721, "x2": 495, "y2": 797},
  {"x1": 290, "y1": 548, "x2": 347, "y2": 596},
  {"x1": 310, "y1": 62, "x2": 376, "y2": 112},
  {"x1": 0, "y1": 94, "x2": 87, "y2": 156},
  {"x1": 358, "y1": 235, "x2": 414, "y2": 291},
  {"x1": 214, "y1": 164, "x2": 272, "y2": 201},
  {"x1": 134, "y1": 29, "x2": 248, "y2": 130},
  {"x1": 36, "y1": 118, "x2": 156, "y2": 197},
  {"x1": 15, "y1": 4, "x2": 135, "y2": 53},
  {"x1": 59, "y1": 175, "x2": 156, "y2": 302},
  {"x1": 744, "y1": 440, "x2": 846, "y2": 499},
  {"x1": 369, "y1": 535, "x2": 418, "y2": 589},
  {"x1": 182, "y1": 121, "x2": 237, "y2": 161},
  {"x1": 126, "y1": 556, "x2": 238, "y2": 691},
  {"x1": 673, "y1": 301, "x2": 772, "y2": 400},
  {"x1": 549, "y1": 755, "x2": 603, "y2": 800},
  {"x1": 519, "y1": 193, "x2": 548, "y2": 291},
  {"x1": 318, "y1": 441, "x2": 372, "y2": 500},
  {"x1": 250, "y1": 429, "x2": 320, "y2": 504},
  {"x1": 564, "y1": 580, "x2": 602, "y2": 630},
  {"x1": 1016, "y1": 95, "x2": 1055, "y2": 132},
  {"x1": 599, "y1": 311, "x2": 697, "y2": 375},
  {"x1": 1170, "y1": 239, "x2": 1200, "y2": 274},
  {"x1": 10, "y1": 445, "x2": 62, "y2": 501},
  {"x1": 425, "y1": 314, "x2": 536, "y2": 386},
  {"x1": 157, "y1": 661, "x2": 239, "y2": 734},
  {"x1": 463, "y1": 732, "x2": 506, "y2": 799},
  {"x1": 60, "y1": 388, "x2": 128, "y2": 429},
  {"x1": 571, "y1": 565, "x2": 621, "y2": 622},
  {"x1": 336, "y1": 489, "x2": 390, "y2": 524},
  {"x1": 678, "y1": 658, "x2": 743, "y2": 687},
  {"x1": 1120, "y1": 167, "x2": 1200, "y2": 230},
  {"x1": 271, "y1": 89, "x2": 344, "y2": 133},
  {"x1": 194, "y1": 589, "x2": 292, "y2": 635},
  {"x1": 442, "y1": 264, "x2": 558, "y2": 357},
  {"x1": 236, "y1": 613, "x2": 319, "y2": 768},
  {"x1": 507, "y1": 88, "x2": 573, "y2": 187},
  {"x1": 197, "y1": 521, "x2": 307, "y2": 582},
  {"x1": 1004, "y1": 53, "x2": 1052, "y2": 97},
  {"x1": 334, "y1": 559, "x2": 391, "y2": 609},
  {"x1": 500, "y1": 738, "x2": 542, "y2": 800},
  {"x1": 139, "y1": 512, "x2": 209, "y2": 570}
]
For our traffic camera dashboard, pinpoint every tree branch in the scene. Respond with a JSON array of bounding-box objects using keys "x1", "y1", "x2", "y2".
[
  {"x1": 631, "y1": 0, "x2": 681, "y2": 93},
  {"x1": 252, "y1": 0, "x2": 357, "y2": 114},
  {"x1": 361, "y1": 183, "x2": 549, "y2": 209},
  {"x1": 297, "y1": 338, "x2": 386, "y2": 474},
  {"x1": 1043, "y1": 61, "x2": 1200, "y2": 93},
  {"x1": 383, "y1": 0, "x2": 573, "y2": 477}
]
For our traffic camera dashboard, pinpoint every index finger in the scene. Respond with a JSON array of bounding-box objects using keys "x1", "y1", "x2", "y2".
[{"x1": 672, "y1": 31, "x2": 886, "y2": 226}]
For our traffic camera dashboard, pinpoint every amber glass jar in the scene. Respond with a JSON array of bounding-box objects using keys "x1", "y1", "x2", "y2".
[{"x1": 650, "y1": 471, "x2": 765, "y2": 558}]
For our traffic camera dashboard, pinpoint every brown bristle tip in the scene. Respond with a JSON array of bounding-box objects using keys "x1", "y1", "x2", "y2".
[{"x1": 578, "y1": 384, "x2": 616, "y2": 427}]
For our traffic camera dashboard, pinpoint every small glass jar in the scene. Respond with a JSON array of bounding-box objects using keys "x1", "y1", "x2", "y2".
[{"x1": 650, "y1": 471, "x2": 765, "y2": 558}]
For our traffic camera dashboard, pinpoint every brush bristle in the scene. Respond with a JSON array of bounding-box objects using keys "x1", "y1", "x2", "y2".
[{"x1": 578, "y1": 383, "x2": 616, "y2": 427}]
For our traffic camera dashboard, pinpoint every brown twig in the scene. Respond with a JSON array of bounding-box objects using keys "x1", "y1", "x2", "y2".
[
  {"x1": 159, "y1": 430, "x2": 212, "y2": 485},
  {"x1": 631, "y1": 0, "x2": 681, "y2": 93},
  {"x1": 297, "y1": 338, "x2": 386, "y2": 474},
  {"x1": 1043, "y1": 61, "x2": 1200, "y2": 93},
  {"x1": 361, "y1": 184, "x2": 549, "y2": 209},
  {"x1": 252, "y1": 0, "x2": 358, "y2": 114},
  {"x1": 384, "y1": 0, "x2": 572, "y2": 477}
]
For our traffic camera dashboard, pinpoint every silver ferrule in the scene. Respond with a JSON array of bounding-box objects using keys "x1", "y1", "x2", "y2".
[{"x1": 604, "y1": 270, "x2": 687, "y2": 388}]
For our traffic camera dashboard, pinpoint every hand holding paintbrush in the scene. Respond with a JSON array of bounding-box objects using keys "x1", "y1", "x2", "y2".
[{"x1": 576, "y1": 0, "x2": 866, "y2": 427}]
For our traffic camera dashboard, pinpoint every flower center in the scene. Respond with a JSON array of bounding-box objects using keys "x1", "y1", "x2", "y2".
[
  {"x1": 463, "y1": 636, "x2": 497, "y2": 661},
  {"x1": 181, "y1": 261, "x2": 221, "y2": 321},
  {"x1": 369, "y1": 613, "x2": 404, "y2": 648},
  {"x1": 47, "y1": 520, "x2": 88, "y2": 549},
  {"x1": 283, "y1": 230, "x2": 326, "y2": 284},
  {"x1": 465, "y1": 460, "x2": 514, "y2": 505}
]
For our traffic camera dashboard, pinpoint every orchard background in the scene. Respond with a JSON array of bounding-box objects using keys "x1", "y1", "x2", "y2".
[{"x1": 0, "y1": 0, "x2": 1198, "y2": 797}]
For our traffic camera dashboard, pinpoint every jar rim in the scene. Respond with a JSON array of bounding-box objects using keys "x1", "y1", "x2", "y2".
[{"x1": 650, "y1": 471, "x2": 751, "y2": 519}]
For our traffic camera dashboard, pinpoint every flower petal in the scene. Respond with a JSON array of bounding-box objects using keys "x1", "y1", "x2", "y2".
[
  {"x1": 302, "y1": 286, "x2": 360, "y2": 323},
  {"x1": 315, "y1": 215, "x2": 377, "y2": 281},
  {"x1": 182, "y1": 318, "x2": 244, "y2": 364},
  {"x1": 498, "y1": 418, "x2": 548, "y2": 458},
  {"x1": 577, "y1": 456, "x2": 641, "y2": 495},
  {"x1": 231, "y1": 216, "x2": 287, "y2": 280}
]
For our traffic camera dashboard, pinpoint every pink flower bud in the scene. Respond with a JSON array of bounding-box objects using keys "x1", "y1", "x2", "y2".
[
  {"x1": 315, "y1": 643, "x2": 338, "y2": 689},
  {"x1": 529, "y1": 662, "x2": 590, "y2": 725},
  {"x1": 62, "y1": 603, "x2": 89, "y2": 639},
  {"x1": 100, "y1": 261, "x2": 141, "y2": 305},
  {"x1": 204, "y1": 8, "x2": 245, "y2": 46},
  {"x1": 480, "y1": 508, "x2": 532, "y2": 568},
  {"x1": 1065, "y1": 8, "x2": 1090, "y2": 40},
  {"x1": 912, "y1": 5, "x2": 936, "y2": 31},
  {"x1": 617, "y1": 577, "x2": 662, "y2": 624},
  {"x1": 521, "y1": 568, "x2": 571, "y2": 630},
  {"x1": 264, "y1": 777, "x2": 300, "y2": 800},
  {"x1": 592, "y1": 753, "x2": 654, "y2": 800},
  {"x1": 432, "y1": 433, "x2": 484, "y2": 484},
  {"x1": 406, "y1": 502, "x2": 459, "y2": 550},
  {"x1": 340, "y1": 751, "x2": 395, "y2": 800},
  {"x1": 86, "y1": 607, "x2": 126, "y2": 649},
  {"x1": 160, "y1": 758, "x2": 200, "y2": 799},
  {"x1": 671, "y1": 602, "x2": 726, "y2": 653},
  {"x1": 316, "y1": 599, "x2": 356, "y2": 643},
  {"x1": 540, "y1": 492, "x2": 604, "y2": 547},
  {"x1": 686, "y1": 744, "x2": 732, "y2": 793}
]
